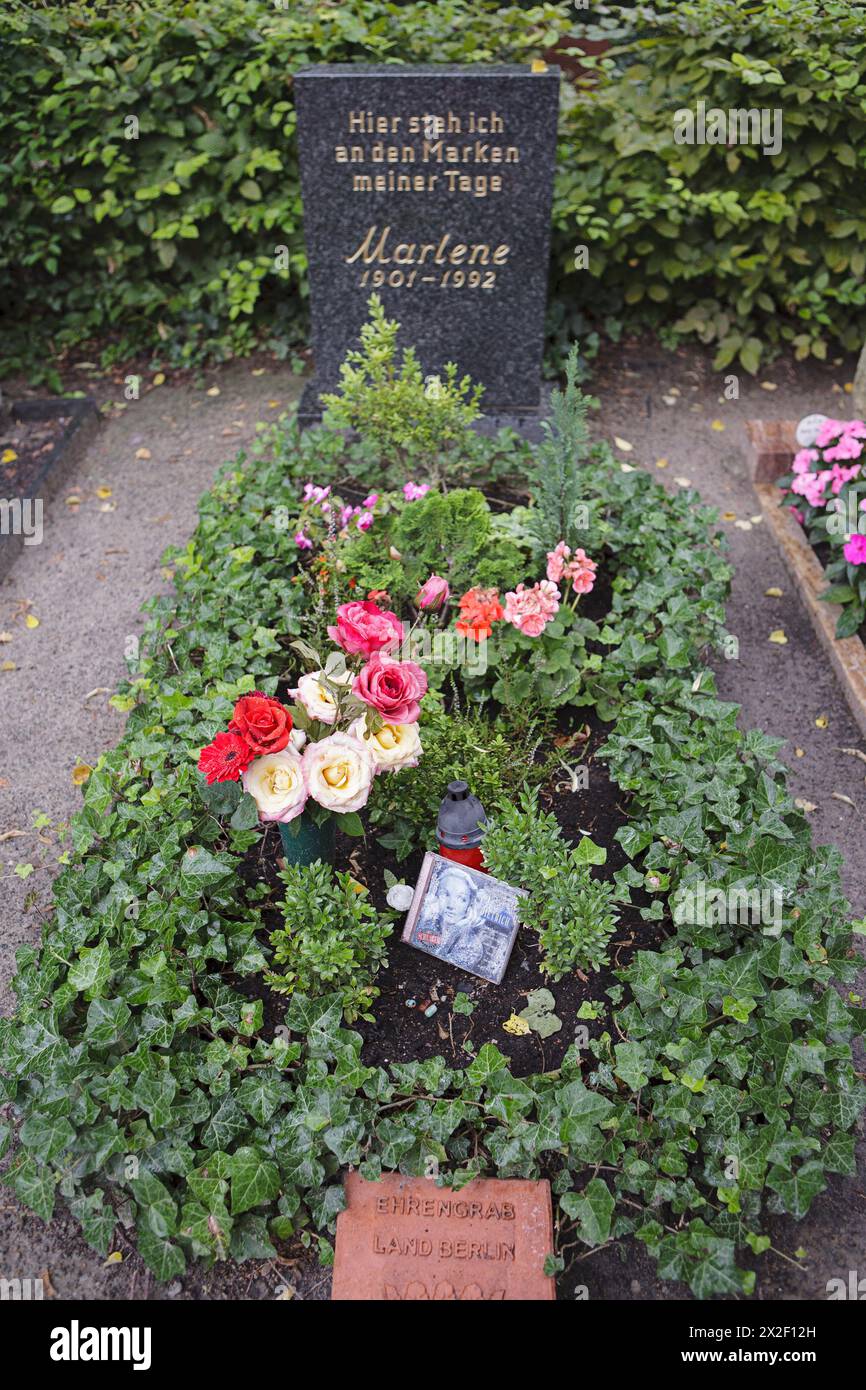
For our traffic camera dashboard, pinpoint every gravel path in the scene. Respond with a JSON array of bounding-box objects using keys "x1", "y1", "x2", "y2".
[{"x1": 1, "y1": 346, "x2": 863, "y2": 1301}]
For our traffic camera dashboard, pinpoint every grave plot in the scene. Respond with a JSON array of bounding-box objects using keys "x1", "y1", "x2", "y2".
[{"x1": 3, "y1": 324, "x2": 863, "y2": 1303}]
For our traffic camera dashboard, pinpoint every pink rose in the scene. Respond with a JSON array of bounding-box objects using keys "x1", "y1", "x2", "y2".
[
  {"x1": 327, "y1": 599, "x2": 403, "y2": 658},
  {"x1": 416, "y1": 574, "x2": 450, "y2": 610},
  {"x1": 353, "y1": 653, "x2": 428, "y2": 724}
]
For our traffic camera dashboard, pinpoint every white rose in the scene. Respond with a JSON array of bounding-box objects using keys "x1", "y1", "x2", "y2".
[
  {"x1": 289, "y1": 727, "x2": 307, "y2": 752},
  {"x1": 243, "y1": 749, "x2": 308, "y2": 823},
  {"x1": 349, "y1": 717, "x2": 422, "y2": 773},
  {"x1": 303, "y1": 732, "x2": 375, "y2": 814},
  {"x1": 292, "y1": 669, "x2": 350, "y2": 725}
]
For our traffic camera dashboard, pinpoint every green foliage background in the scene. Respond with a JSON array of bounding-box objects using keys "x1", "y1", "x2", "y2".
[{"x1": 2, "y1": 0, "x2": 866, "y2": 382}]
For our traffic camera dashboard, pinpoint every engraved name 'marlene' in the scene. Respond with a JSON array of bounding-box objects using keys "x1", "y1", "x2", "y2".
[{"x1": 346, "y1": 226, "x2": 510, "y2": 269}]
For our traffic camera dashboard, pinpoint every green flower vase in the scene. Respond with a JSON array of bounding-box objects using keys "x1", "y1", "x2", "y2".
[{"x1": 278, "y1": 812, "x2": 336, "y2": 868}]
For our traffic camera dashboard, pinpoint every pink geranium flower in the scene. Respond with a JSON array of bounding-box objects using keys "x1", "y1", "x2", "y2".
[
  {"x1": 403, "y1": 481, "x2": 430, "y2": 501},
  {"x1": 504, "y1": 580, "x2": 561, "y2": 636}
]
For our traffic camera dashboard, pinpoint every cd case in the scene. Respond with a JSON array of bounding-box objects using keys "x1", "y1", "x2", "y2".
[{"x1": 401, "y1": 852, "x2": 527, "y2": 985}]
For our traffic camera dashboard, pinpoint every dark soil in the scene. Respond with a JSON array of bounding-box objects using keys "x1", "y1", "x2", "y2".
[{"x1": 1, "y1": 410, "x2": 71, "y2": 500}]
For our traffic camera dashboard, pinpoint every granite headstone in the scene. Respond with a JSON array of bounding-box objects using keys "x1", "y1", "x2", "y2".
[{"x1": 295, "y1": 64, "x2": 560, "y2": 425}]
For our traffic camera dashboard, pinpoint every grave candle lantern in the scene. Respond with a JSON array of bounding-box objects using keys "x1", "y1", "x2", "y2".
[{"x1": 437, "y1": 780, "x2": 487, "y2": 873}]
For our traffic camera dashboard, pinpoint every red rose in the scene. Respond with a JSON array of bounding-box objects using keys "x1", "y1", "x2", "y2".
[
  {"x1": 353, "y1": 654, "x2": 428, "y2": 724},
  {"x1": 231, "y1": 692, "x2": 293, "y2": 756}
]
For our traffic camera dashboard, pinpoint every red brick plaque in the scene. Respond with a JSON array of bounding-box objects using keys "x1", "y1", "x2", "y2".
[{"x1": 332, "y1": 1172, "x2": 556, "y2": 1301}]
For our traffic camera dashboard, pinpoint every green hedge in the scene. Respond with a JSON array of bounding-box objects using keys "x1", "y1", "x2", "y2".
[{"x1": 2, "y1": 0, "x2": 865, "y2": 382}]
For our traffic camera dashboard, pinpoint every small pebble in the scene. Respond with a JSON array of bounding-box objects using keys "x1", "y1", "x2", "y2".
[
  {"x1": 405, "y1": 998, "x2": 416, "y2": 1008},
  {"x1": 387, "y1": 883, "x2": 415, "y2": 912},
  {"x1": 424, "y1": 1005, "x2": 438, "y2": 1018}
]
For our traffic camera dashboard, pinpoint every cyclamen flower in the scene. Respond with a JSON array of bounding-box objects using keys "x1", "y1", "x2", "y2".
[
  {"x1": 302, "y1": 483, "x2": 330, "y2": 505},
  {"x1": 403, "y1": 481, "x2": 431, "y2": 501},
  {"x1": 455, "y1": 587, "x2": 504, "y2": 641},
  {"x1": 843, "y1": 533, "x2": 866, "y2": 565},
  {"x1": 356, "y1": 509, "x2": 374, "y2": 531},
  {"x1": 504, "y1": 580, "x2": 560, "y2": 637},
  {"x1": 295, "y1": 531, "x2": 313, "y2": 550},
  {"x1": 198, "y1": 731, "x2": 253, "y2": 784}
]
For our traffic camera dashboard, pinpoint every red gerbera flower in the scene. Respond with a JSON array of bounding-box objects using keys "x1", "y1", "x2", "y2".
[{"x1": 198, "y1": 730, "x2": 254, "y2": 784}]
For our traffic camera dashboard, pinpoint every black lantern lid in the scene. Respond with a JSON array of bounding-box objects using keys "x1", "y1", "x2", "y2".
[{"x1": 437, "y1": 780, "x2": 487, "y2": 849}]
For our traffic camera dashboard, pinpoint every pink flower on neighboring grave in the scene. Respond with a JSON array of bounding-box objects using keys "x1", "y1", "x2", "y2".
[
  {"x1": 789, "y1": 506, "x2": 805, "y2": 525},
  {"x1": 503, "y1": 580, "x2": 561, "y2": 637},
  {"x1": 828, "y1": 463, "x2": 861, "y2": 495},
  {"x1": 403, "y1": 482, "x2": 431, "y2": 501},
  {"x1": 815, "y1": 419, "x2": 848, "y2": 448},
  {"x1": 824, "y1": 435, "x2": 863, "y2": 463},
  {"x1": 355, "y1": 510, "x2": 374, "y2": 531},
  {"x1": 363, "y1": 493, "x2": 379, "y2": 508},
  {"x1": 295, "y1": 531, "x2": 313, "y2": 550},
  {"x1": 792, "y1": 448, "x2": 819, "y2": 474},
  {"x1": 791, "y1": 470, "x2": 829, "y2": 508},
  {"x1": 843, "y1": 534, "x2": 866, "y2": 565},
  {"x1": 302, "y1": 483, "x2": 331, "y2": 505},
  {"x1": 566, "y1": 547, "x2": 597, "y2": 595}
]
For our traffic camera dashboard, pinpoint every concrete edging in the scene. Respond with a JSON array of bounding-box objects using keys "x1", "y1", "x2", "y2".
[{"x1": 746, "y1": 418, "x2": 866, "y2": 742}]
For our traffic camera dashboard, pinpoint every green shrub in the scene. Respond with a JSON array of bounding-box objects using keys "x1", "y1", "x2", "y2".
[
  {"x1": 320, "y1": 296, "x2": 484, "y2": 481},
  {"x1": 482, "y1": 793, "x2": 619, "y2": 976},
  {"x1": 553, "y1": 0, "x2": 866, "y2": 371},
  {"x1": 267, "y1": 862, "x2": 393, "y2": 1022}
]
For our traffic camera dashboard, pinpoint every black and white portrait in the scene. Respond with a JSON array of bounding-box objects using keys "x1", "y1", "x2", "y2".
[{"x1": 402, "y1": 853, "x2": 525, "y2": 984}]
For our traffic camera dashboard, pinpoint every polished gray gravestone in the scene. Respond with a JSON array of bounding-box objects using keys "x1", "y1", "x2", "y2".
[{"x1": 295, "y1": 64, "x2": 560, "y2": 427}]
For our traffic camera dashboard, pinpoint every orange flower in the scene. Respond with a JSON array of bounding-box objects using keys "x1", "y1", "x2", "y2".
[{"x1": 455, "y1": 586, "x2": 504, "y2": 641}]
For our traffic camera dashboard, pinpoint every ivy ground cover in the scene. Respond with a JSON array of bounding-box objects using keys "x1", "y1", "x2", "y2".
[{"x1": 1, "y1": 372, "x2": 864, "y2": 1300}]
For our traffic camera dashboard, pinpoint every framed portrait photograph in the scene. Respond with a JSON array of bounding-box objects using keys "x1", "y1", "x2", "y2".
[{"x1": 401, "y1": 852, "x2": 527, "y2": 985}]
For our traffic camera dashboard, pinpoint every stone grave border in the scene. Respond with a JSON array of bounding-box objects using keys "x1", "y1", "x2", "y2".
[
  {"x1": 747, "y1": 418, "x2": 866, "y2": 740},
  {"x1": 0, "y1": 396, "x2": 101, "y2": 581}
]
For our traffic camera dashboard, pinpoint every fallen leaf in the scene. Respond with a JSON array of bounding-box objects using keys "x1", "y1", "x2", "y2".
[
  {"x1": 531, "y1": 58, "x2": 548, "y2": 72},
  {"x1": 100, "y1": 502, "x2": 116, "y2": 513},
  {"x1": 765, "y1": 587, "x2": 783, "y2": 597},
  {"x1": 675, "y1": 476, "x2": 692, "y2": 488},
  {"x1": 103, "y1": 1252, "x2": 123, "y2": 1267},
  {"x1": 722, "y1": 511, "x2": 737, "y2": 521},
  {"x1": 815, "y1": 714, "x2": 829, "y2": 729},
  {"x1": 84, "y1": 687, "x2": 111, "y2": 702},
  {"x1": 843, "y1": 382, "x2": 854, "y2": 394},
  {"x1": 267, "y1": 399, "x2": 280, "y2": 408},
  {"x1": 839, "y1": 746, "x2": 866, "y2": 765},
  {"x1": 1, "y1": 659, "x2": 16, "y2": 672},
  {"x1": 750, "y1": 514, "x2": 763, "y2": 525},
  {"x1": 251, "y1": 367, "x2": 266, "y2": 376},
  {"x1": 503, "y1": 1013, "x2": 530, "y2": 1037},
  {"x1": 711, "y1": 419, "x2": 725, "y2": 431},
  {"x1": 655, "y1": 457, "x2": 669, "y2": 468},
  {"x1": 206, "y1": 386, "x2": 220, "y2": 397},
  {"x1": 1, "y1": 448, "x2": 18, "y2": 464},
  {"x1": 769, "y1": 629, "x2": 788, "y2": 644},
  {"x1": 620, "y1": 461, "x2": 635, "y2": 473},
  {"x1": 832, "y1": 792, "x2": 857, "y2": 809},
  {"x1": 96, "y1": 486, "x2": 113, "y2": 499},
  {"x1": 39, "y1": 1268, "x2": 56, "y2": 1298},
  {"x1": 663, "y1": 394, "x2": 677, "y2": 406},
  {"x1": 795, "y1": 747, "x2": 805, "y2": 758},
  {"x1": 71, "y1": 763, "x2": 92, "y2": 786},
  {"x1": 0, "y1": 829, "x2": 27, "y2": 842},
  {"x1": 65, "y1": 495, "x2": 81, "y2": 507},
  {"x1": 760, "y1": 381, "x2": 778, "y2": 390},
  {"x1": 0, "y1": 631, "x2": 12, "y2": 643},
  {"x1": 734, "y1": 519, "x2": 753, "y2": 531},
  {"x1": 519, "y1": 988, "x2": 562, "y2": 1039},
  {"x1": 135, "y1": 447, "x2": 151, "y2": 460},
  {"x1": 795, "y1": 797, "x2": 817, "y2": 813},
  {"x1": 613, "y1": 436, "x2": 634, "y2": 452},
  {"x1": 25, "y1": 614, "x2": 39, "y2": 629},
  {"x1": 152, "y1": 372, "x2": 166, "y2": 386}
]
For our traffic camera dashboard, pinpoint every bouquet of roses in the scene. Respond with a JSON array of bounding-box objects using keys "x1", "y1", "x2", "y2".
[
  {"x1": 779, "y1": 418, "x2": 866, "y2": 638},
  {"x1": 197, "y1": 598, "x2": 428, "y2": 832}
]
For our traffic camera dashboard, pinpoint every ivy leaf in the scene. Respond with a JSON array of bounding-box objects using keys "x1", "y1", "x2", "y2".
[
  {"x1": 613, "y1": 1042, "x2": 651, "y2": 1090},
  {"x1": 68, "y1": 940, "x2": 111, "y2": 996},
  {"x1": 229, "y1": 793, "x2": 260, "y2": 831},
  {"x1": 137, "y1": 1227, "x2": 186, "y2": 1282},
  {"x1": 561, "y1": 1177, "x2": 614, "y2": 1246},
  {"x1": 230, "y1": 1147, "x2": 281, "y2": 1216}
]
